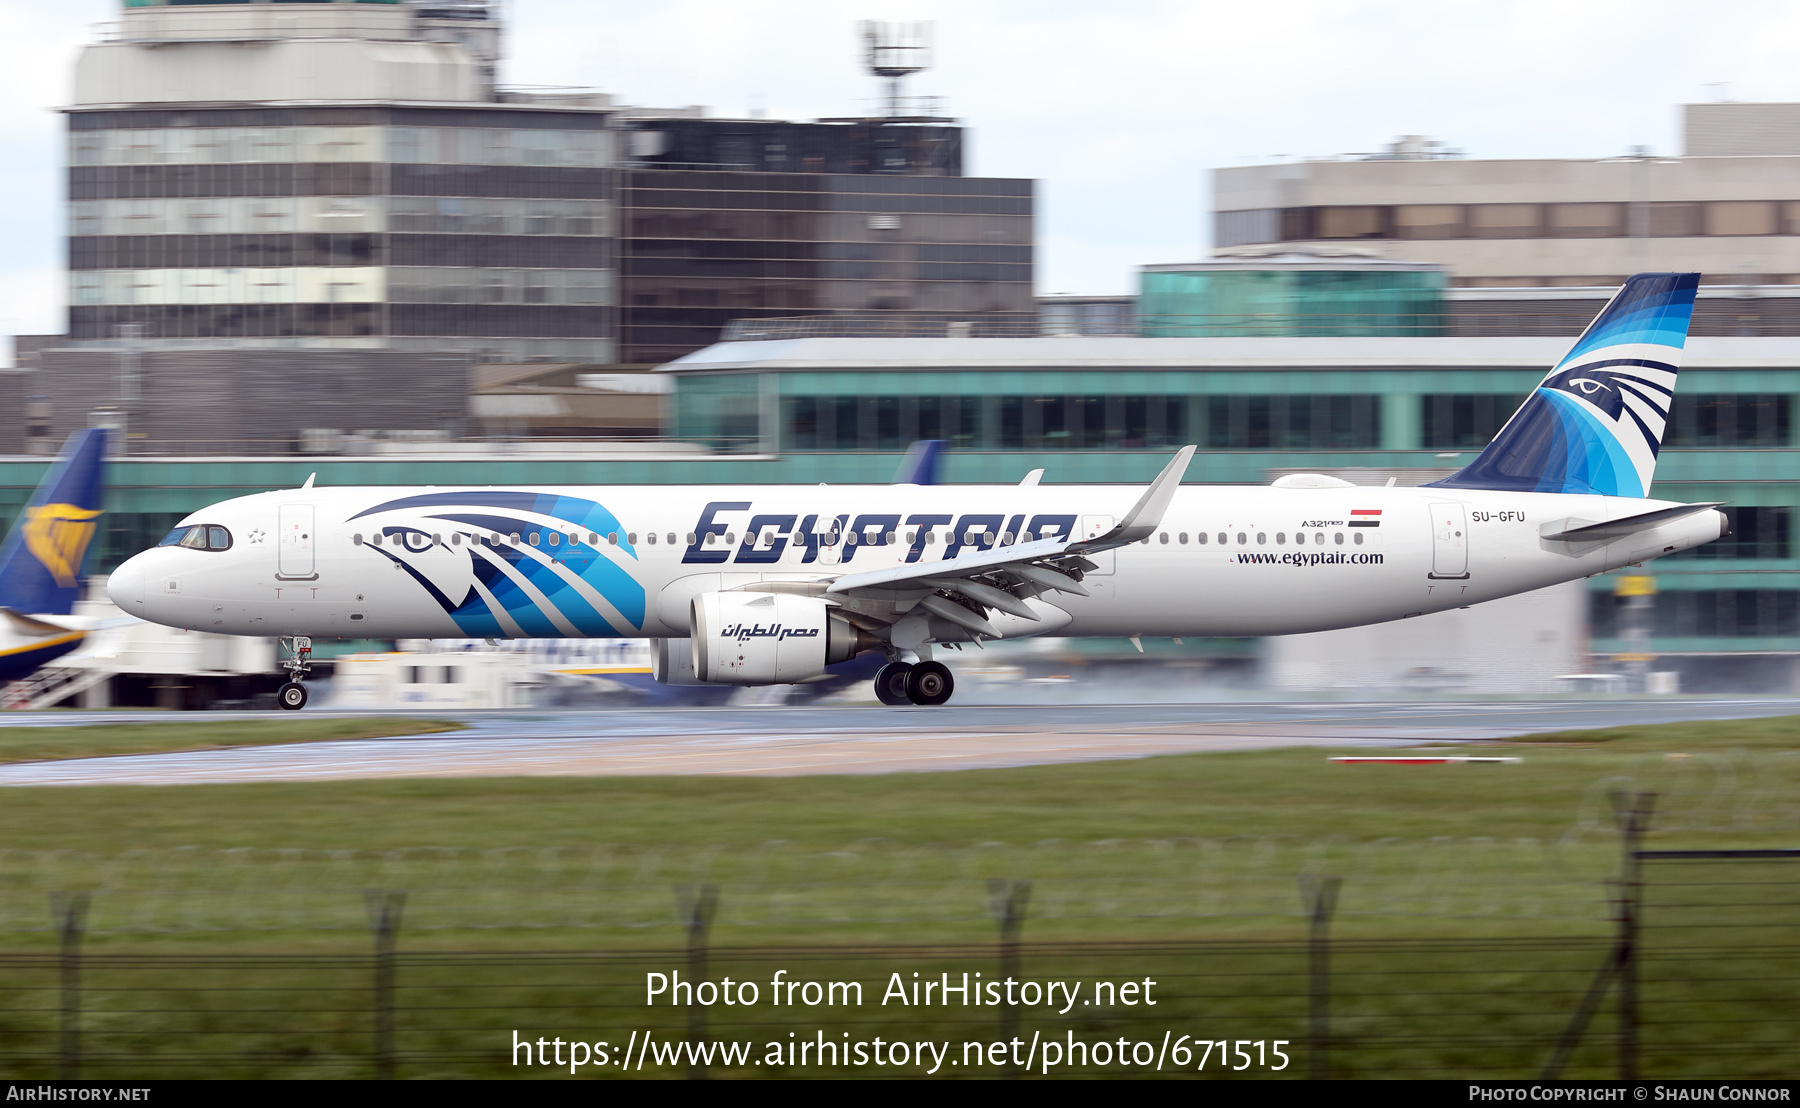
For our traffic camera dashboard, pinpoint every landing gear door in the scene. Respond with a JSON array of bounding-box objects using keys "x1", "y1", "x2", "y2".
[
  {"x1": 1428, "y1": 501, "x2": 1469, "y2": 580},
  {"x1": 278, "y1": 503, "x2": 317, "y2": 580},
  {"x1": 1080, "y1": 514, "x2": 1116, "y2": 575}
]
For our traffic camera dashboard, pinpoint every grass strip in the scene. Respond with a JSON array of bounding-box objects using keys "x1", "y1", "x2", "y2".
[{"x1": 0, "y1": 717, "x2": 463, "y2": 766}]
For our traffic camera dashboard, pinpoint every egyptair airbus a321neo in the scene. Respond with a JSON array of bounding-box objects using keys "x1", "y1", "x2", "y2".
[{"x1": 108, "y1": 273, "x2": 1724, "y2": 709}]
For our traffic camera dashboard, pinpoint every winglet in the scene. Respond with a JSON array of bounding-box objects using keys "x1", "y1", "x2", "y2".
[
  {"x1": 1076, "y1": 445, "x2": 1196, "y2": 550},
  {"x1": 301, "y1": 473, "x2": 316, "y2": 490},
  {"x1": 891, "y1": 440, "x2": 946, "y2": 485}
]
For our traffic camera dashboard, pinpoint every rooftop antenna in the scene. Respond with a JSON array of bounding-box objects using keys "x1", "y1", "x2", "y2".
[{"x1": 860, "y1": 21, "x2": 932, "y2": 118}]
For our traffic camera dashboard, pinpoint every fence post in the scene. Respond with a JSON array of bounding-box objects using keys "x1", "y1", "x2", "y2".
[
  {"x1": 1612, "y1": 790, "x2": 1655, "y2": 1082},
  {"x1": 1542, "y1": 790, "x2": 1655, "y2": 1079},
  {"x1": 1298, "y1": 875, "x2": 1342, "y2": 1081},
  {"x1": 50, "y1": 892, "x2": 89, "y2": 1080},
  {"x1": 363, "y1": 890, "x2": 406, "y2": 1081},
  {"x1": 675, "y1": 884, "x2": 719, "y2": 1080},
  {"x1": 987, "y1": 879, "x2": 1031, "y2": 1077}
]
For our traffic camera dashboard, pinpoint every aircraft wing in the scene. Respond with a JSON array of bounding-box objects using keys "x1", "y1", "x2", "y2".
[{"x1": 823, "y1": 447, "x2": 1195, "y2": 635}]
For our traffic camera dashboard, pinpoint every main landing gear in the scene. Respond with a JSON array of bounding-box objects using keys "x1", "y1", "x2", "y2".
[
  {"x1": 873, "y1": 660, "x2": 955, "y2": 706},
  {"x1": 277, "y1": 635, "x2": 313, "y2": 711}
]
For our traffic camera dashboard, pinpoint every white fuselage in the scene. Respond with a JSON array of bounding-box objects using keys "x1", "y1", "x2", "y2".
[{"x1": 106, "y1": 483, "x2": 1724, "y2": 643}]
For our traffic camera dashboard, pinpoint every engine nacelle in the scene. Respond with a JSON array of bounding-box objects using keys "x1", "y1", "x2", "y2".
[
  {"x1": 649, "y1": 638, "x2": 706, "y2": 686},
  {"x1": 690, "y1": 591, "x2": 874, "y2": 685}
]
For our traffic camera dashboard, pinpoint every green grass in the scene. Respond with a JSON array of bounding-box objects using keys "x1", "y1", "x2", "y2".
[
  {"x1": 0, "y1": 712, "x2": 1792, "y2": 1079},
  {"x1": 0, "y1": 717, "x2": 463, "y2": 765},
  {"x1": 0, "y1": 711, "x2": 1791, "y2": 851}
]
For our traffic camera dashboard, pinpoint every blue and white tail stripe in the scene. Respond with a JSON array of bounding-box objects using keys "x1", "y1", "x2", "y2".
[{"x1": 1432, "y1": 273, "x2": 1699, "y2": 497}]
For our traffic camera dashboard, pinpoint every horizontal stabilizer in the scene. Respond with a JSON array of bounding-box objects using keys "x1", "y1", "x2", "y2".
[
  {"x1": 1539, "y1": 502, "x2": 1723, "y2": 543},
  {"x1": 0, "y1": 607, "x2": 77, "y2": 637}
]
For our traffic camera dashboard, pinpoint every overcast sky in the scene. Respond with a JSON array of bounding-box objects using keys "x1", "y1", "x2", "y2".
[{"x1": 3, "y1": 0, "x2": 1800, "y2": 347}]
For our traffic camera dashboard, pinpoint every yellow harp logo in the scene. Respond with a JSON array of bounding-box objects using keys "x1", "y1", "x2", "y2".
[{"x1": 23, "y1": 504, "x2": 102, "y2": 589}]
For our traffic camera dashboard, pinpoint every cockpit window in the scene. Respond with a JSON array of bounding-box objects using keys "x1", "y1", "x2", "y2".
[{"x1": 159, "y1": 524, "x2": 232, "y2": 551}]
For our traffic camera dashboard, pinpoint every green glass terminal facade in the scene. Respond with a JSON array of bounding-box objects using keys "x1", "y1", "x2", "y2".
[{"x1": 1138, "y1": 260, "x2": 1447, "y2": 337}]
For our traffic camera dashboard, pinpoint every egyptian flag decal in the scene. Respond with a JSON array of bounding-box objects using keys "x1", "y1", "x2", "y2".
[{"x1": 1349, "y1": 509, "x2": 1382, "y2": 528}]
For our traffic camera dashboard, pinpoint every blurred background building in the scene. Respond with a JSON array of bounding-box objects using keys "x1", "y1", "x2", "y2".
[
  {"x1": 1, "y1": 4, "x2": 1796, "y2": 697},
  {"x1": 26, "y1": 0, "x2": 1032, "y2": 451}
]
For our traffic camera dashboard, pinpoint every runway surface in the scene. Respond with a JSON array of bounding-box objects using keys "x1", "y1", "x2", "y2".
[{"x1": 0, "y1": 698, "x2": 1793, "y2": 785}]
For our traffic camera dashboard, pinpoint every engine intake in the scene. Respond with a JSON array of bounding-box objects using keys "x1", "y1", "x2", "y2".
[{"x1": 689, "y1": 591, "x2": 876, "y2": 685}]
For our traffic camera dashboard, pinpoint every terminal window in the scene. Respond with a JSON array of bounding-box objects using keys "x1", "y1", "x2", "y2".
[
  {"x1": 1204, "y1": 395, "x2": 1380, "y2": 450},
  {"x1": 1420, "y1": 394, "x2": 1518, "y2": 449},
  {"x1": 1664, "y1": 394, "x2": 1791, "y2": 447},
  {"x1": 1591, "y1": 588, "x2": 1800, "y2": 639},
  {"x1": 1668, "y1": 507, "x2": 1791, "y2": 561}
]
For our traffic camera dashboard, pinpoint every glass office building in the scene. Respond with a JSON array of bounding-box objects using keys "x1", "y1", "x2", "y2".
[
  {"x1": 617, "y1": 170, "x2": 1033, "y2": 365},
  {"x1": 1138, "y1": 258, "x2": 1446, "y2": 337}
]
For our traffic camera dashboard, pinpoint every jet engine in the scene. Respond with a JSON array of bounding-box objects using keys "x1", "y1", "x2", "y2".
[{"x1": 689, "y1": 591, "x2": 877, "y2": 685}]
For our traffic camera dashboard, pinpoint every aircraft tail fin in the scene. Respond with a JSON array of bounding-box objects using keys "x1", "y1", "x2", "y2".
[
  {"x1": 1430, "y1": 272, "x2": 1700, "y2": 498},
  {"x1": 891, "y1": 439, "x2": 946, "y2": 485},
  {"x1": 0, "y1": 428, "x2": 109, "y2": 615}
]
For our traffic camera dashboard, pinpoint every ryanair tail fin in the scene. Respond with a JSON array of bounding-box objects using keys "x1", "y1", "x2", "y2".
[
  {"x1": 0, "y1": 428, "x2": 109, "y2": 615},
  {"x1": 1430, "y1": 272, "x2": 1700, "y2": 498}
]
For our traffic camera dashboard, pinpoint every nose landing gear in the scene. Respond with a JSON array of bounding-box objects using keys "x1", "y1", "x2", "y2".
[{"x1": 277, "y1": 636, "x2": 313, "y2": 711}]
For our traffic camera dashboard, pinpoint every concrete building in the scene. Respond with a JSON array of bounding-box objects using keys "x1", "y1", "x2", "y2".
[
  {"x1": 1213, "y1": 104, "x2": 1800, "y2": 288},
  {"x1": 614, "y1": 167, "x2": 1032, "y2": 366},
  {"x1": 68, "y1": 0, "x2": 615, "y2": 364},
  {"x1": 55, "y1": 1, "x2": 1032, "y2": 376}
]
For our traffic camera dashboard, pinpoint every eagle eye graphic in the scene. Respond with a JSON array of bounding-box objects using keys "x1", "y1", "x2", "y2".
[{"x1": 1569, "y1": 378, "x2": 1609, "y2": 395}]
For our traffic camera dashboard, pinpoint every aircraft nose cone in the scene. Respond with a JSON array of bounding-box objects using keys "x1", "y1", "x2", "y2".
[{"x1": 107, "y1": 555, "x2": 148, "y2": 609}]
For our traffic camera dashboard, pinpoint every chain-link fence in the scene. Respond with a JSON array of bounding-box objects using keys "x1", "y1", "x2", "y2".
[{"x1": 0, "y1": 835, "x2": 1625, "y2": 936}]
